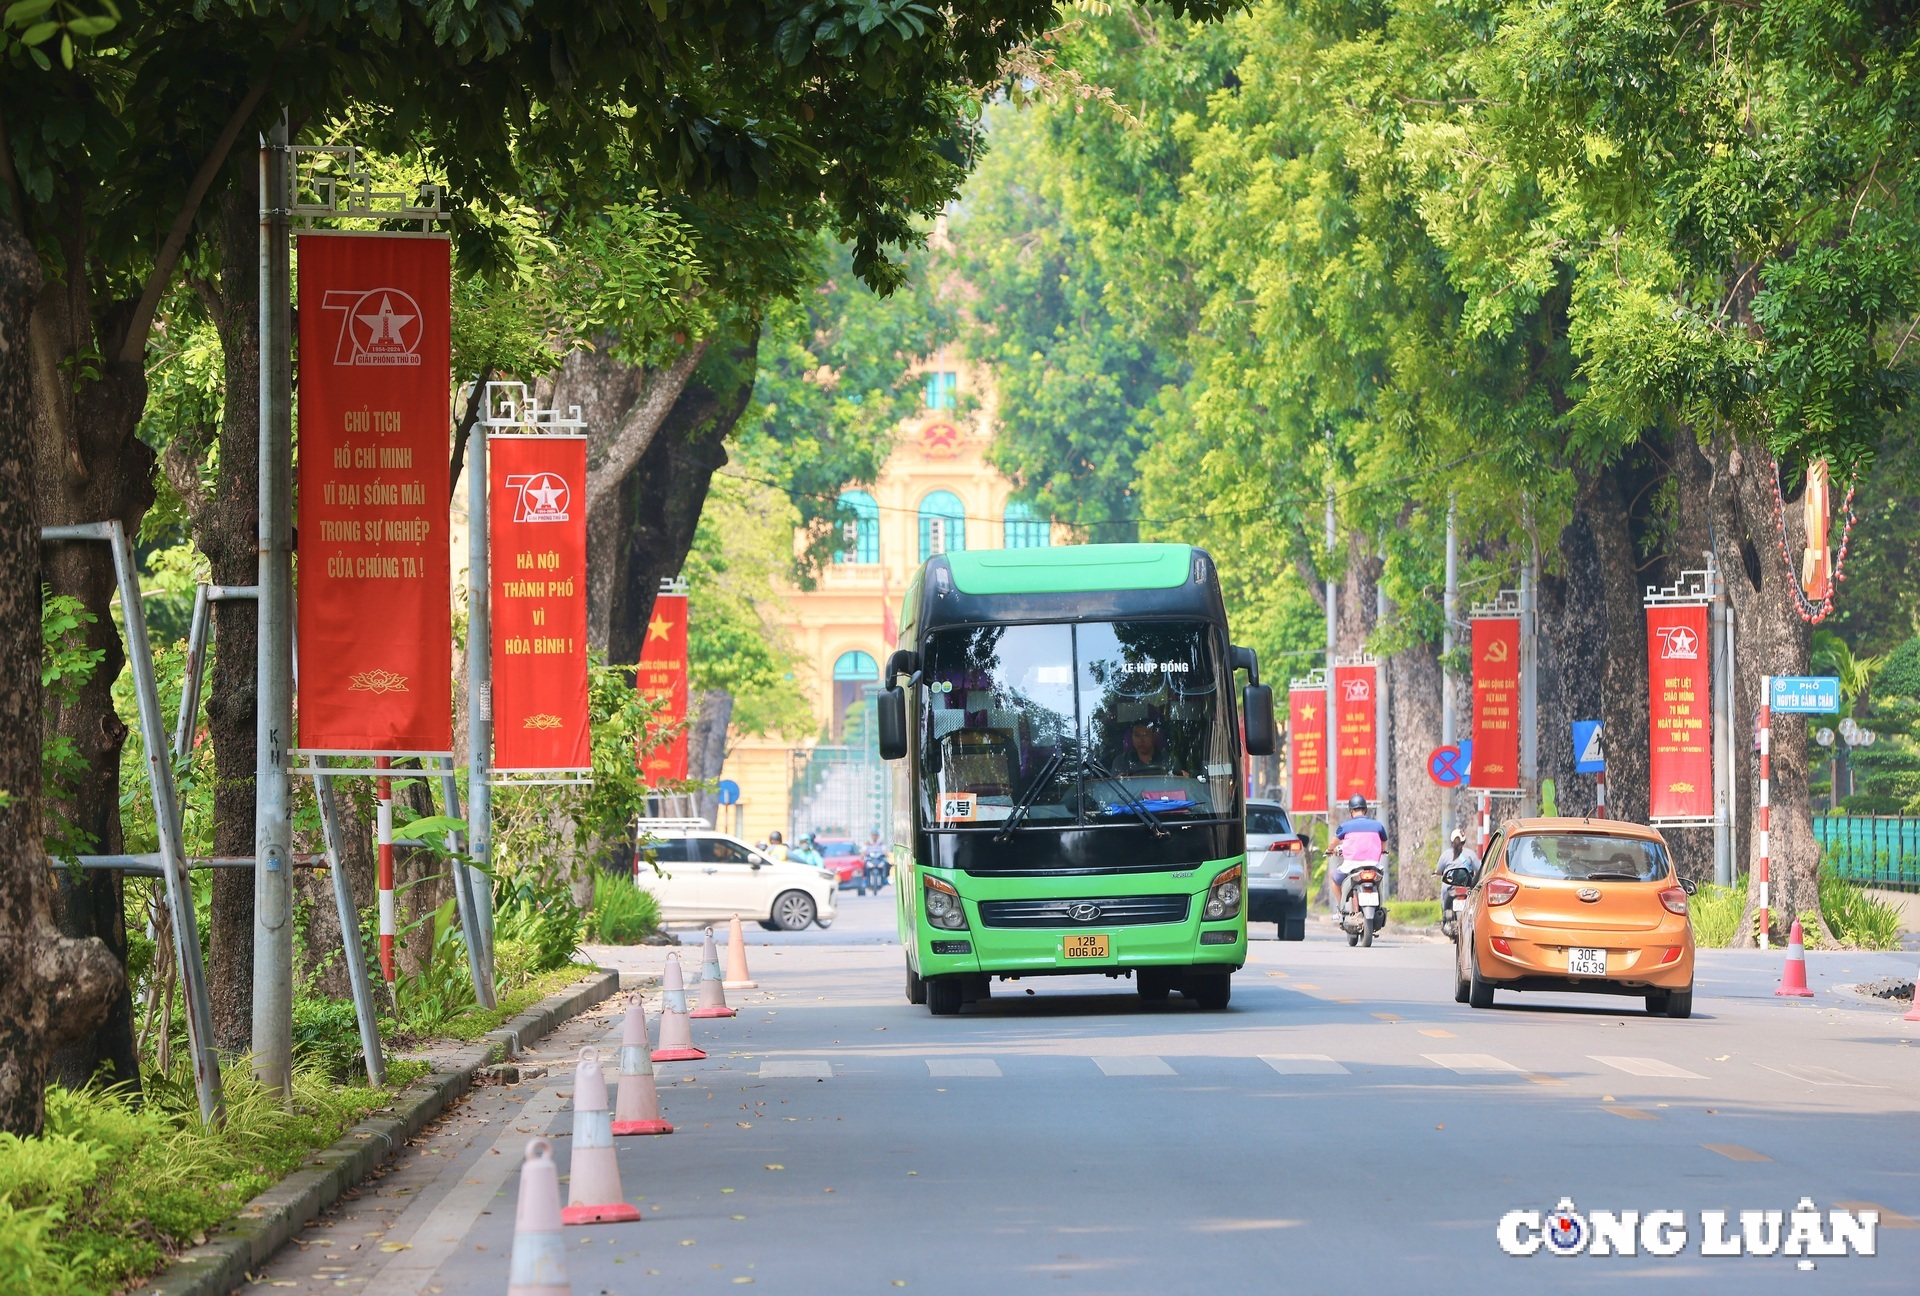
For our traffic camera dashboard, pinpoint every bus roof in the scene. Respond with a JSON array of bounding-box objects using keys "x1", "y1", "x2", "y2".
[{"x1": 944, "y1": 544, "x2": 1194, "y2": 596}]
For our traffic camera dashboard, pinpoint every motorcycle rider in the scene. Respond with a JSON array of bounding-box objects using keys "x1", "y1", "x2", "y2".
[
  {"x1": 1434, "y1": 827, "x2": 1479, "y2": 879},
  {"x1": 1331, "y1": 794, "x2": 1389, "y2": 916}
]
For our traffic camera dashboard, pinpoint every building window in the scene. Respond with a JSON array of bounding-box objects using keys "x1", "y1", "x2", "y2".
[
  {"x1": 834, "y1": 490, "x2": 879, "y2": 564},
  {"x1": 831, "y1": 650, "x2": 879, "y2": 740},
  {"x1": 924, "y1": 371, "x2": 957, "y2": 410},
  {"x1": 918, "y1": 490, "x2": 967, "y2": 561},
  {"x1": 1003, "y1": 501, "x2": 1051, "y2": 549}
]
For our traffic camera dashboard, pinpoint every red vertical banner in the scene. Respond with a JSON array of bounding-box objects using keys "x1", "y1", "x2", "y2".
[
  {"x1": 489, "y1": 435, "x2": 590, "y2": 772},
  {"x1": 1287, "y1": 686, "x2": 1327, "y2": 815},
  {"x1": 1470, "y1": 618, "x2": 1521, "y2": 790},
  {"x1": 1332, "y1": 663, "x2": 1378, "y2": 803},
  {"x1": 638, "y1": 592, "x2": 689, "y2": 783},
  {"x1": 1647, "y1": 603, "x2": 1712, "y2": 817},
  {"x1": 296, "y1": 234, "x2": 452, "y2": 753}
]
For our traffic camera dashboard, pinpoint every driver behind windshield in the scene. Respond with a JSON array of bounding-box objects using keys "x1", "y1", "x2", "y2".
[{"x1": 1115, "y1": 720, "x2": 1185, "y2": 777}]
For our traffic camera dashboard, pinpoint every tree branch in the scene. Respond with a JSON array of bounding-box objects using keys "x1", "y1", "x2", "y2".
[
  {"x1": 447, "y1": 366, "x2": 491, "y2": 495},
  {"x1": 585, "y1": 342, "x2": 708, "y2": 516}
]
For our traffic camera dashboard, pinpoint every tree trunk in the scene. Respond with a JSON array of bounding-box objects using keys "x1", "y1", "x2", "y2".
[
  {"x1": 33, "y1": 197, "x2": 153, "y2": 1092},
  {"x1": 1584, "y1": 463, "x2": 1653, "y2": 826},
  {"x1": 1542, "y1": 489, "x2": 1611, "y2": 817},
  {"x1": 1390, "y1": 640, "x2": 1442, "y2": 899},
  {"x1": 0, "y1": 218, "x2": 124, "y2": 1132},
  {"x1": 687, "y1": 688, "x2": 734, "y2": 824},
  {"x1": 1683, "y1": 429, "x2": 1816, "y2": 942}
]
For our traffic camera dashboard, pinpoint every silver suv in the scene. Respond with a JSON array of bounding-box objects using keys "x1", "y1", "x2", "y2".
[{"x1": 1245, "y1": 800, "x2": 1308, "y2": 941}]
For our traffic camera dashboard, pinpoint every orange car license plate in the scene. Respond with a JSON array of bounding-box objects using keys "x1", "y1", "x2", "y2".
[
  {"x1": 1568, "y1": 947, "x2": 1606, "y2": 976},
  {"x1": 1062, "y1": 934, "x2": 1110, "y2": 959}
]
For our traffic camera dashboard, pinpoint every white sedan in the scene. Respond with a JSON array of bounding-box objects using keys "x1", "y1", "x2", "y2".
[{"x1": 636, "y1": 830, "x2": 840, "y2": 930}]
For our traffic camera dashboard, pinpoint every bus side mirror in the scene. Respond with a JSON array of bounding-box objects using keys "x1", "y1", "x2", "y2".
[
  {"x1": 885, "y1": 648, "x2": 920, "y2": 687},
  {"x1": 1242, "y1": 683, "x2": 1276, "y2": 756},
  {"x1": 878, "y1": 686, "x2": 908, "y2": 760}
]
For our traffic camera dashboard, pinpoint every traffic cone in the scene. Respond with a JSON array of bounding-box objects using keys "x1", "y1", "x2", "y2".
[
  {"x1": 1902, "y1": 964, "x2": 1920, "y2": 1023},
  {"x1": 508, "y1": 1139, "x2": 571, "y2": 1296},
  {"x1": 611, "y1": 998, "x2": 672, "y2": 1136},
  {"x1": 560, "y1": 1050, "x2": 642, "y2": 1225},
  {"x1": 690, "y1": 927, "x2": 736, "y2": 1019},
  {"x1": 1774, "y1": 919, "x2": 1816, "y2": 998},
  {"x1": 723, "y1": 913, "x2": 757, "y2": 990},
  {"x1": 652, "y1": 954, "x2": 706, "y2": 1062}
]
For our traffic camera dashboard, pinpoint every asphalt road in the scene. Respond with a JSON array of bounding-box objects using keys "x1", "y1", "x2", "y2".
[{"x1": 255, "y1": 892, "x2": 1920, "y2": 1294}]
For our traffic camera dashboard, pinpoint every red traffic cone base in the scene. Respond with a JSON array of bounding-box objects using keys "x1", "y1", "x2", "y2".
[
  {"x1": 562, "y1": 1201, "x2": 643, "y2": 1225},
  {"x1": 1774, "y1": 919, "x2": 1815, "y2": 998},
  {"x1": 612, "y1": 1116, "x2": 674, "y2": 1136}
]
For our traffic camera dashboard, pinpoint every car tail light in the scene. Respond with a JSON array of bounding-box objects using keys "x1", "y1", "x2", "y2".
[
  {"x1": 1278, "y1": 839, "x2": 1303, "y2": 852},
  {"x1": 1490, "y1": 936, "x2": 1513, "y2": 956},
  {"x1": 1658, "y1": 946, "x2": 1683, "y2": 965},
  {"x1": 1485, "y1": 877, "x2": 1519, "y2": 906},
  {"x1": 1658, "y1": 887, "x2": 1688, "y2": 916}
]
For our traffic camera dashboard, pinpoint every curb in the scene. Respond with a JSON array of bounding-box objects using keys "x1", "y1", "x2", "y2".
[{"x1": 144, "y1": 966, "x2": 621, "y2": 1296}]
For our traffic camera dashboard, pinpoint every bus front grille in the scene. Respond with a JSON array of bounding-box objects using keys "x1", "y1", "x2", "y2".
[{"x1": 976, "y1": 895, "x2": 1192, "y2": 928}]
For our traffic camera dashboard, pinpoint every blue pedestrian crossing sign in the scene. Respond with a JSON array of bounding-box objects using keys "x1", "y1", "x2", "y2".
[
  {"x1": 1572, "y1": 721, "x2": 1604, "y2": 773},
  {"x1": 1770, "y1": 676, "x2": 1840, "y2": 714}
]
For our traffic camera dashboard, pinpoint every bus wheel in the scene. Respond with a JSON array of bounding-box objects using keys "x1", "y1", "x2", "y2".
[
  {"x1": 1136, "y1": 969, "x2": 1172, "y2": 1003},
  {"x1": 927, "y1": 976, "x2": 963, "y2": 1016},
  {"x1": 1189, "y1": 973, "x2": 1232, "y2": 1010}
]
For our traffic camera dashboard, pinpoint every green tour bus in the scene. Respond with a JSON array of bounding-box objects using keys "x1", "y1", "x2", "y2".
[{"x1": 878, "y1": 543, "x2": 1276, "y2": 1015}]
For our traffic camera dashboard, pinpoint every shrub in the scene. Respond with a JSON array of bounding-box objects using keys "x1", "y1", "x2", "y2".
[
  {"x1": 492, "y1": 870, "x2": 583, "y2": 975},
  {"x1": 1817, "y1": 867, "x2": 1904, "y2": 950},
  {"x1": 1386, "y1": 900, "x2": 1439, "y2": 926},
  {"x1": 1689, "y1": 882, "x2": 1745, "y2": 948},
  {"x1": 589, "y1": 880, "x2": 660, "y2": 944}
]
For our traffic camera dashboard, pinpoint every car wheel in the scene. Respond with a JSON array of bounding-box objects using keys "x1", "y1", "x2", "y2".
[
  {"x1": 1453, "y1": 941, "x2": 1472, "y2": 1004},
  {"x1": 1282, "y1": 914, "x2": 1306, "y2": 942},
  {"x1": 927, "y1": 976, "x2": 963, "y2": 1016},
  {"x1": 1190, "y1": 972, "x2": 1232, "y2": 1010},
  {"x1": 1137, "y1": 969, "x2": 1172, "y2": 1002},
  {"x1": 1467, "y1": 947, "x2": 1495, "y2": 1009},
  {"x1": 758, "y1": 920, "x2": 780, "y2": 932},
  {"x1": 770, "y1": 890, "x2": 816, "y2": 932},
  {"x1": 1644, "y1": 991, "x2": 1671, "y2": 1015},
  {"x1": 905, "y1": 958, "x2": 926, "y2": 1005},
  {"x1": 1664, "y1": 983, "x2": 1693, "y2": 1020}
]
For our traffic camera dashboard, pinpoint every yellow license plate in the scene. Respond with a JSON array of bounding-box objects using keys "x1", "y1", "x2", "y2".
[{"x1": 1062, "y1": 934, "x2": 1110, "y2": 959}]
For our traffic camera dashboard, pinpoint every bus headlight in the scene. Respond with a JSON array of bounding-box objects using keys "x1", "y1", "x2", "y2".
[
  {"x1": 1203, "y1": 865, "x2": 1244, "y2": 921},
  {"x1": 924, "y1": 875, "x2": 969, "y2": 930}
]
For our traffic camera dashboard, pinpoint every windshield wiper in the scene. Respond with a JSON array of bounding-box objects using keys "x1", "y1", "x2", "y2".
[
  {"x1": 1082, "y1": 755, "x2": 1168, "y2": 838},
  {"x1": 1580, "y1": 871, "x2": 1646, "y2": 882},
  {"x1": 995, "y1": 749, "x2": 1067, "y2": 842}
]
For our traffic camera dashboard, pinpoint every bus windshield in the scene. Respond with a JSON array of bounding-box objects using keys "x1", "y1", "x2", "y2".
[{"x1": 919, "y1": 620, "x2": 1236, "y2": 829}]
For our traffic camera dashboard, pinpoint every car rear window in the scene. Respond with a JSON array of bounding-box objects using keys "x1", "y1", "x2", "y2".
[
  {"x1": 1246, "y1": 805, "x2": 1293, "y2": 837},
  {"x1": 1506, "y1": 834, "x2": 1669, "y2": 883}
]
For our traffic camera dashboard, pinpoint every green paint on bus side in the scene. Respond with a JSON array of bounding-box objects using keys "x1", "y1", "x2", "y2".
[{"x1": 943, "y1": 543, "x2": 1194, "y2": 596}]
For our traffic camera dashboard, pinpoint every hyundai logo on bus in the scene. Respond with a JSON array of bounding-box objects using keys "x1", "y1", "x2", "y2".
[
  {"x1": 1068, "y1": 903, "x2": 1103, "y2": 923},
  {"x1": 1498, "y1": 1198, "x2": 1877, "y2": 1261}
]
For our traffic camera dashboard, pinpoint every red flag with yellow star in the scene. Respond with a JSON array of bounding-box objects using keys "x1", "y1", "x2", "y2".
[
  {"x1": 1287, "y1": 685, "x2": 1327, "y2": 814},
  {"x1": 638, "y1": 592, "x2": 690, "y2": 782}
]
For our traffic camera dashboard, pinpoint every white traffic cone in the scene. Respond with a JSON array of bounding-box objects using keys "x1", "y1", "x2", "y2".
[
  {"x1": 507, "y1": 1139, "x2": 570, "y2": 1296},
  {"x1": 723, "y1": 913, "x2": 757, "y2": 989},
  {"x1": 611, "y1": 998, "x2": 672, "y2": 1136},
  {"x1": 561, "y1": 1050, "x2": 641, "y2": 1225},
  {"x1": 690, "y1": 927, "x2": 736, "y2": 1019},
  {"x1": 652, "y1": 954, "x2": 706, "y2": 1062}
]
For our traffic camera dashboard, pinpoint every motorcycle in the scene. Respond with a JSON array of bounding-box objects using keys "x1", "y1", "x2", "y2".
[
  {"x1": 1439, "y1": 864, "x2": 1473, "y2": 941},
  {"x1": 1337, "y1": 854, "x2": 1388, "y2": 948}
]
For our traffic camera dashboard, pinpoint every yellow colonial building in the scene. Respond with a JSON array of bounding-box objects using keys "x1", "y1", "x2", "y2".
[{"x1": 725, "y1": 350, "x2": 1060, "y2": 843}]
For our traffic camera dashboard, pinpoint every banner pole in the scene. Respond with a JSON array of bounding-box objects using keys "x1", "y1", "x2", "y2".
[
  {"x1": 376, "y1": 756, "x2": 395, "y2": 993},
  {"x1": 311, "y1": 758, "x2": 386, "y2": 1085},
  {"x1": 437, "y1": 755, "x2": 494, "y2": 1009},
  {"x1": 251, "y1": 118, "x2": 296, "y2": 1097},
  {"x1": 1711, "y1": 557, "x2": 1734, "y2": 886},
  {"x1": 1519, "y1": 536, "x2": 1539, "y2": 816},
  {"x1": 1758, "y1": 677, "x2": 1772, "y2": 950},
  {"x1": 1441, "y1": 497, "x2": 1457, "y2": 845},
  {"x1": 468, "y1": 418, "x2": 496, "y2": 991},
  {"x1": 1324, "y1": 463, "x2": 1338, "y2": 831}
]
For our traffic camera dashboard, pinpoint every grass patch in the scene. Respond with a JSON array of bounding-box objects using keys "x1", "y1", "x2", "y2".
[
  {"x1": 411, "y1": 964, "x2": 599, "y2": 1044},
  {"x1": 1689, "y1": 882, "x2": 1745, "y2": 948},
  {"x1": 1816, "y1": 867, "x2": 1903, "y2": 949},
  {"x1": 1387, "y1": 900, "x2": 1440, "y2": 927},
  {"x1": 588, "y1": 879, "x2": 660, "y2": 944},
  {"x1": 0, "y1": 1064, "x2": 397, "y2": 1296}
]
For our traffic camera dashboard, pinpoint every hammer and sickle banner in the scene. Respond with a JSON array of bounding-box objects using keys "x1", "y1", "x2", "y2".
[
  {"x1": 1287, "y1": 686, "x2": 1327, "y2": 815},
  {"x1": 1647, "y1": 603, "x2": 1713, "y2": 818},
  {"x1": 1332, "y1": 663, "x2": 1379, "y2": 803},
  {"x1": 638, "y1": 592, "x2": 690, "y2": 783},
  {"x1": 489, "y1": 434, "x2": 590, "y2": 773},
  {"x1": 296, "y1": 234, "x2": 452, "y2": 754},
  {"x1": 1470, "y1": 617, "x2": 1521, "y2": 791}
]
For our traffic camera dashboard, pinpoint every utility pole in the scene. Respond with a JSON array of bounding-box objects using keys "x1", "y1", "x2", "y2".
[
  {"x1": 1441, "y1": 497, "x2": 1457, "y2": 844},
  {"x1": 1324, "y1": 465, "x2": 1338, "y2": 836},
  {"x1": 1518, "y1": 530, "x2": 1539, "y2": 817},
  {"x1": 1375, "y1": 580, "x2": 1390, "y2": 832},
  {"x1": 251, "y1": 120, "x2": 294, "y2": 1094},
  {"x1": 1709, "y1": 553, "x2": 1734, "y2": 885},
  {"x1": 467, "y1": 411, "x2": 497, "y2": 990}
]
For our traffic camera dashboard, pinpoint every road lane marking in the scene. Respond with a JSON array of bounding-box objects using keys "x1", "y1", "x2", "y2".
[
  {"x1": 1835, "y1": 1202, "x2": 1918, "y2": 1229},
  {"x1": 1756, "y1": 1063, "x2": 1880, "y2": 1087},
  {"x1": 1424, "y1": 1054, "x2": 1524, "y2": 1074},
  {"x1": 1602, "y1": 1106, "x2": 1659, "y2": 1120},
  {"x1": 1592, "y1": 1056, "x2": 1706, "y2": 1080},
  {"x1": 360, "y1": 1085, "x2": 571, "y2": 1296},
  {"x1": 1417, "y1": 1029, "x2": 1455, "y2": 1038},
  {"x1": 1093, "y1": 1056, "x2": 1175, "y2": 1076},
  {"x1": 1372, "y1": 1012, "x2": 1402, "y2": 1022},
  {"x1": 1527, "y1": 1075, "x2": 1567, "y2": 1086},
  {"x1": 1187, "y1": 1219, "x2": 1305, "y2": 1232},
  {"x1": 926, "y1": 1059, "x2": 1001, "y2": 1078},
  {"x1": 1259, "y1": 1054, "x2": 1349, "y2": 1075},
  {"x1": 1290, "y1": 983, "x2": 1322, "y2": 990},
  {"x1": 760, "y1": 1059, "x2": 833, "y2": 1079},
  {"x1": 1703, "y1": 1144, "x2": 1772, "y2": 1162}
]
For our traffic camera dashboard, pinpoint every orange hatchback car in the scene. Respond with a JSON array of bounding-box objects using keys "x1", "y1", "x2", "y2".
[{"x1": 1449, "y1": 818, "x2": 1697, "y2": 1018}]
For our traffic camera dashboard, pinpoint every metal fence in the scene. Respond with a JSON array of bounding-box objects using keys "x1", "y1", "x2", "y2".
[
  {"x1": 1814, "y1": 815, "x2": 1920, "y2": 892},
  {"x1": 787, "y1": 686, "x2": 892, "y2": 844}
]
